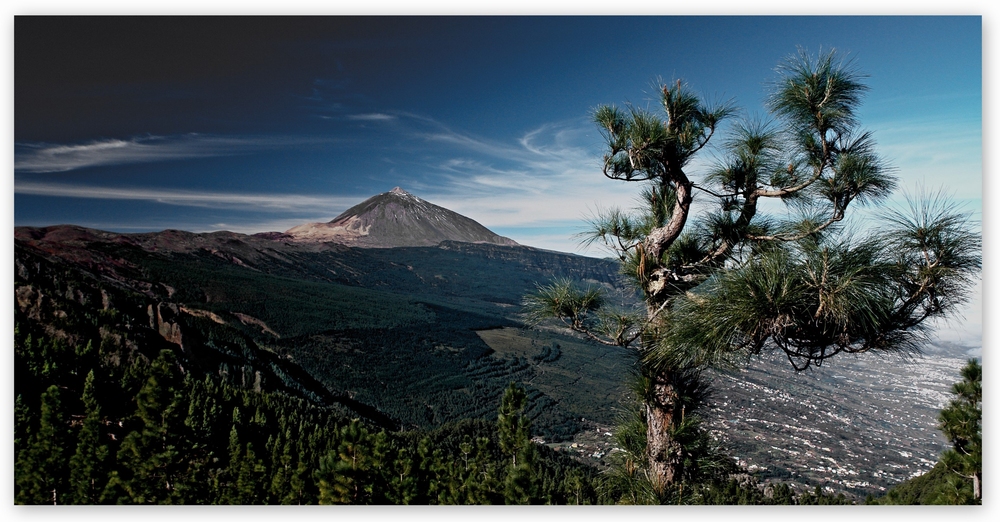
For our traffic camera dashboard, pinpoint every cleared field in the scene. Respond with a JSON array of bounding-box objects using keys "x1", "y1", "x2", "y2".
[{"x1": 476, "y1": 327, "x2": 634, "y2": 426}]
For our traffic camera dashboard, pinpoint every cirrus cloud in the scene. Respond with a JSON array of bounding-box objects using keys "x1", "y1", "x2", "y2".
[
  {"x1": 14, "y1": 181, "x2": 360, "y2": 215},
  {"x1": 14, "y1": 134, "x2": 340, "y2": 173}
]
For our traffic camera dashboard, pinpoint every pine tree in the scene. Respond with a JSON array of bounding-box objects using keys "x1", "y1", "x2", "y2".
[
  {"x1": 114, "y1": 350, "x2": 187, "y2": 503},
  {"x1": 935, "y1": 359, "x2": 981, "y2": 503},
  {"x1": 266, "y1": 431, "x2": 289, "y2": 503},
  {"x1": 184, "y1": 376, "x2": 220, "y2": 442},
  {"x1": 385, "y1": 442, "x2": 421, "y2": 505},
  {"x1": 504, "y1": 443, "x2": 540, "y2": 504},
  {"x1": 15, "y1": 385, "x2": 70, "y2": 504},
  {"x1": 369, "y1": 430, "x2": 393, "y2": 503},
  {"x1": 420, "y1": 439, "x2": 450, "y2": 503},
  {"x1": 234, "y1": 442, "x2": 267, "y2": 504},
  {"x1": 316, "y1": 420, "x2": 373, "y2": 504},
  {"x1": 497, "y1": 382, "x2": 530, "y2": 467},
  {"x1": 496, "y1": 382, "x2": 540, "y2": 504},
  {"x1": 14, "y1": 394, "x2": 32, "y2": 458},
  {"x1": 559, "y1": 468, "x2": 583, "y2": 505},
  {"x1": 220, "y1": 422, "x2": 256, "y2": 505},
  {"x1": 471, "y1": 436, "x2": 501, "y2": 504},
  {"x1": 285, "y1": 457, "x2": 311, "y2": 505},
  {"x1": 68, "y1": 370, "x2": 110, "y2": 504},
  {"x1": 525, "y1": 48, "x2": 982, "y2": 491}
]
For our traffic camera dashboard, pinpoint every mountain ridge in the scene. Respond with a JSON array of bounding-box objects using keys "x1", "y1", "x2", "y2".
[{"x1": 283, "y1": 187, "x2": 518, "y2": 248}]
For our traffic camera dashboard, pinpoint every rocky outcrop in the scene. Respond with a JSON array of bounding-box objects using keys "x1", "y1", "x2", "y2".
[
  {"x1": 15, "y1": 284, "x2": 48, "y2": 322},
  {"x1": 148, "y1": 302, "x2": 188, "y2": 354}
]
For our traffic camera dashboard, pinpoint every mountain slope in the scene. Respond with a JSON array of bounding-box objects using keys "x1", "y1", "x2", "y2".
[
  {"x1": 14, "y1": 222, "x2": 628, "y2": 440},
  {"x1": 284, "y1": 187, "x2": 517, "y2": 247}
]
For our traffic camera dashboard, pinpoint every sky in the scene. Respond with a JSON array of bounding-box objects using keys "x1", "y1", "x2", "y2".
[{"x1": 9, "y1": 12, "x2": 985, "y2": 350}]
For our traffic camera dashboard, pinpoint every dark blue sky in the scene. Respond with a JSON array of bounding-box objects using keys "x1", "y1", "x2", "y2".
[
  {"x1": 10, "y1": 14, "x2": 985, "y2": 348},
  {"x1": 14, "y1": 16, "x2": 981, "y2": 240}
]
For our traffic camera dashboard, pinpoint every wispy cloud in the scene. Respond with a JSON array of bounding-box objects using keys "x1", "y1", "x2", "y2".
[
  {"x1": 393, "y1": 117, "x2": 657, "y2": 237},
  {"x1": 869, "y1": 115, "x2": 982, "y2": 201},
  {"x1": 14, "y1": 181, "x2": 359, "y2": 215},
  {"x1": 347, "y1": 113, "x2": 397, "y2": 121},
  {"x1": 14, "y1": 134, "x2": 338, "y2": 173}
]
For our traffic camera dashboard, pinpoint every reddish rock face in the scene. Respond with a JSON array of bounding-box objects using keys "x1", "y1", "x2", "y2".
[{"x1": 284, "y1": 187, "x2": 518, "y2": 248}]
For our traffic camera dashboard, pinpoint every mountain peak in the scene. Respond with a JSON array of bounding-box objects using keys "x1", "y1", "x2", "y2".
[{"x1": 283, "y1": 189, "x2": 517, "y2": 248}]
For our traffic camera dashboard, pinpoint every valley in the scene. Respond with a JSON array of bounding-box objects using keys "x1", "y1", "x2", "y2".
[
  {"x1": 14, "y1": 221, "x2": 627, "y2": 441},
  {"x1": 702, "y1": 349, "x2": 969, "y2": 498},
  {"x1": 549, "y1": 346, "x2": 970, "y2": 499},
  {"x1": 12, "y1": 189, "x2": 976, "y2": 503}
]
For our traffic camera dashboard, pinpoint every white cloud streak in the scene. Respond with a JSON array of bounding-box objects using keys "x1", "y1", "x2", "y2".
[
  {"x1": 14, "y1": 181, "x2": 359, "y2": 215},
  {"x1": 14, "y1": 134, "x2": 338, "y2": 173},
  {"x1": 347, "y1": 113, "x2": 397, "y2": 121}
]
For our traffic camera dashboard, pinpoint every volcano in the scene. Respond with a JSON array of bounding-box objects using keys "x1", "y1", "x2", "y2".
[{"x1": 283, "y1": 187, "x2": 518, "y2": 248}]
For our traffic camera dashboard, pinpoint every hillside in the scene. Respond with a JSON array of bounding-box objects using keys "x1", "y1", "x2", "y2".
[
  {"x1": 14, "y1": 221, "x2": 971, "y2": 500},
  {"x1": 15, "y1": 223, "x2": 630, "y2": 442},
  {"x1": 13, "y1": 247, "x2": 603, "y2": 504}
]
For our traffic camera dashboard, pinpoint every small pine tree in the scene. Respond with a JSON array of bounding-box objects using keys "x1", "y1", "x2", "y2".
[
  {"x1": 14, "y1": 394, "x2": 32, "y2": 460},
  {"x1": 316, "y1": 420, "x2": 373, "y2": 504},
  {"x1": 15, "y1": 385, "x2": 70, "y2": 504},
  {"x1": 114, "y1": 350, "x2": 187, "y2": 503},
  {"x1": 234, "y1": 443, "x2": 267, "y2": 504},
  {"x1": 504, "y1": 443, "x2": 540, "y2": 504},
  {"x1": 936, "y1": 359, "x2": 981, "y2": 503},
  {"x1": 68, "y1": 370, "x2": 110, "y2": 504},
  {"x1": 285, "y1": 457, "x2": 311, "y2": 505},
  {"x1": 497, "y1": 382, "x2": 530, "y2": 467},
  {"x1": 267, "y1": 431, "x2": 291, "y2": 503},
  {"x1": 496, "y1": 382, "x2": 541, "y2": 504},
  {"x1": 386, "y1": 446, "x2": 419, "y2": 504},
  {"x1": 468, "y1": 436, "x2": 500, "y2": 504}
]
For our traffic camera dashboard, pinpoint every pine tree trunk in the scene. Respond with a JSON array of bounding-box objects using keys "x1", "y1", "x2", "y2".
[
  {"x1": 639, "y1": 177, "x2": 693, "y2": 492},
  {"x1": 645, "y1": 372, "x2": 682, "y2": 491},
  {"x1": 974, "y1": 472, "x2": 981, "y2": 501}
]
